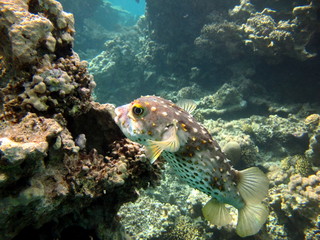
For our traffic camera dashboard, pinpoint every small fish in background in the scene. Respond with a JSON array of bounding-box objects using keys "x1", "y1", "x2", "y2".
[{"x1": 114, "y1": 95, "x2": 269, "y2": 237}]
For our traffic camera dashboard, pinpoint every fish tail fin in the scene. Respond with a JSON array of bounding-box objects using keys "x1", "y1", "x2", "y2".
[
  {"x1": 236, "y1": 203, "x2": 269, "y2": 237},
  {"x1": 202, "y1": 198, "x2": 232, "y2": 226},
  {"x1": 236, "y1": 167, "x2": 269, "y2": 237}
]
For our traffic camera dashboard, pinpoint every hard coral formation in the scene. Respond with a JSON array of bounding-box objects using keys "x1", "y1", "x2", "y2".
[
  {"x1": 0, "y1": 0, "x2": 74, "y2": 72},
  {"x1": 268, "y1": 168, "x2": 320, "y2": 240},
  {"x1": 202, "y1": 113, "x2": 309, "y2": 167},
  {"x1": 21, "y1": 55, "x2": 95, "y2": 116},
  {"x1": 196, "y1": 83, "x2": 247, "y2": 118},
  {"x1": 89, "y1": 18, "x2": 162, "y2": 104},
  {"x1": 2, "y1": 53, "x2": 95, "y2": 121},
  {"x1": 0, "y1": 0, "x2": 94, "y2": 122},
  {"x1": 305, "y1": 114, "x2": 320, "y2": 167},
  {"x1": 0, "y1": 100, "x2": 161, "y2": 240},
  {"x1": 196, "y1": 0, "x2": 320, "y2": 62},
  {"x1": 0, "y1": 0, "x2": 162, "y2": 239}
]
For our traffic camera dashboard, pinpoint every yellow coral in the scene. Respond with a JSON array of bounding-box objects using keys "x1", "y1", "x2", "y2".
[
  {"x1": 242, "y1": 123, "x2": 254, "y2": 134},
  {"x1": 305, "y1": 114, "x2": 320, "y2": 126},
  {"x1": 295, "y1": 155, "x2": 313, "y2": 177},
  {"x1": 164, "y1": 216, "x2": 203, "y2": 240}
]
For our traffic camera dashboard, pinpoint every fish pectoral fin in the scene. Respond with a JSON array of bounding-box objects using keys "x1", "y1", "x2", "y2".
[
  {"x1": 146, "y1": 141, "x2": 164, "y2": 164},
  {"x1": 202, "y1": 198, "x2": 232, "y2": 227},
  {"x1": 176, "y1": 99, "x2": 197, "y2": 114},
  {"x1": 146, "y1": 125, "x2": 180, "y2": 164}
]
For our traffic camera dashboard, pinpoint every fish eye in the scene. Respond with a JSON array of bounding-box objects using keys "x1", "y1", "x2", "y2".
[{"x1": 132, "y1": 106, "x2": 144, "y2": 116}]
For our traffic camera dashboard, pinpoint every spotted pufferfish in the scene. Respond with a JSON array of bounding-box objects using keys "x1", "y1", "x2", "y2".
[{"x1": 114, "y1": 95, "x2": 269, "y2": 237}]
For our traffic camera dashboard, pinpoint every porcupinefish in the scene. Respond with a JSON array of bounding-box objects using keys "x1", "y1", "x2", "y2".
[{"x1": 114, "y1": 95, "x2": 269, "y2": 237}]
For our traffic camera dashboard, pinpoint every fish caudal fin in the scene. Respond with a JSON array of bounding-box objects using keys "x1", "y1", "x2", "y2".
[
  {"x1": 202, "y1": 198, "x2": 232, "y2": 226},
  {"x1": 236, "y1": 203, "x2": 269, "y2": 237},
  {"x1": 236, "y1": 167, "x2": 269, "y2": 237},
  {"x1": 237, "y1": 167, "x2": 269, "y2": 204}
]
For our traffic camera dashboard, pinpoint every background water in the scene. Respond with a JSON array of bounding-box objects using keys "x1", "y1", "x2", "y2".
[{"x1": 106, "y1": 0, "x2": 146, "y2": 16}]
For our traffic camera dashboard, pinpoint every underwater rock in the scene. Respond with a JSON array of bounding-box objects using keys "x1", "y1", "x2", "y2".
[
  {"x1": 196, "y1": 83, "x2": 247, "y2": 118},
  {"x1": 0, "y1": 101, "x2": 162, "y2": 239},
  {"x1": 0, "y1": 0, "x2": 163, "y2": 239},
  {"x1": 0, "y1": 0, "x2": 74, "y2": 77},
  {"x1": 0, "y1": 0, "x2": 95, "y2": 122}
]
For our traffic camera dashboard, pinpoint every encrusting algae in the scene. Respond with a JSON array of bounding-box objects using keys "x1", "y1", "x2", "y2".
[{"x1": 114, "y1": 95, "x2": 269, "y2": 237}]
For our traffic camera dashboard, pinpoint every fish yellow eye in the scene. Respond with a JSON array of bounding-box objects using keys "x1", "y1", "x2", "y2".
[{"x1": 132, "y1": 104, "x2": 145, "y2": 116}]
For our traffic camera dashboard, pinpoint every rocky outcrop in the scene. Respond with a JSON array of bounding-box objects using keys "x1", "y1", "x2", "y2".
[{"x1": 0, "y1": 1, "x2": 162, "y2": 239}]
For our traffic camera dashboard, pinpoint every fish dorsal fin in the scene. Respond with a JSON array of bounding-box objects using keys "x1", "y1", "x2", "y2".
[
  {"x1": 146, "y1": 121, "x2": 180, "y2": 164},
  {"x1": 176, "y1": 99, "x2": 197, "y2": 114}
]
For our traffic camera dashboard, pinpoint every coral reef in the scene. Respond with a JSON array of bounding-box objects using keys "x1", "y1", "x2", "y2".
[
  {"x1": 87, "y1": 0, "x2": 320, "y2": 106},
  {"x1": 0, "y1": 0, "x2": 95, "y2": 122},
  {"x1": 0, "y1": 0, "x2": 74, "y2": 76},
  {"x1": 0, "y1": 1, "x2": 162, "y2": 239},
  {"x1": 196, "y1": 0, "x2": 320, "y2": 62},
  {"x1": 88, "y1": 17, "x2": 165, "y2": 104},
  {"x1": 267, "y1": 166, "x2": 320, "y2": 240},
  {"x1": 0, "y1": 92, "x2": 161, "y2": 240},
  {"x1": 201, "y1": 112, "x2": 309, "y2": 166},
  {"x1": 196, "y1": 83, "x2": 248, "y2": 118},
  {"x1": 305, "y1": 114, "x2": 320, "y2": 167}
]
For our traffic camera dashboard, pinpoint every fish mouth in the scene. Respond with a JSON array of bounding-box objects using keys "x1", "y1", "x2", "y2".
[
  {"x1": 114, "y1": 107, "x2": 122, "y2": 124},
  {"x1": 114, "y1": 104, "x2": 130, "y2": 129}
]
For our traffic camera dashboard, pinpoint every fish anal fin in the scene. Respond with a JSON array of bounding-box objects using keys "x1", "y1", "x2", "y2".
[{"x1": 202, "y1": 198, "x2": 232, "y2": 227}]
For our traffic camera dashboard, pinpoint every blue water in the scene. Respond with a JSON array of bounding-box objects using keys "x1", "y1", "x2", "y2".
[{"x1": 107, "y1": 0, "x2": 146, "y2": 16}]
